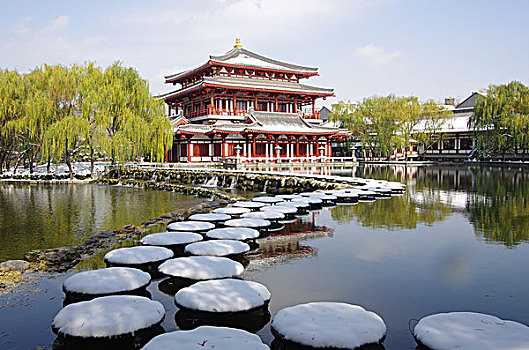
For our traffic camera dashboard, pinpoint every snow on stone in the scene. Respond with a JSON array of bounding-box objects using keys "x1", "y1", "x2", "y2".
[
  {"x1": 63, "y1": 267, "x2": 151, "y2": 295},
  {"x1": 224, "y1": 218, "x2": 271, "y2": 229},
  {"x1": 104, "y1": 246, "x2": 173, "y2": 265},
  {"x1": 167, "y1": 221, "x2": 215, "y2": 232},
  {"x1": 252, "y1": 196, "x2": 284, "y2": 204},
  {"x1": 188, "y1": 213, "x2": 231, "y2": 222},
  {"x1": 413, "y1": 312, "x2": 529, "y2": 350},
  {"x1": 206, "y1": 227, "x2": 260, "y2": 241},
  {"x1": 141, "y1": 232, "x2": 203, "y2": 246},
  {"x1": 213, "y1": 207, "x2": 251, "y2": 216},
  {"x1": 52, "y1": 295, "x2": 165, "y2": 338},
  {"x1": 261, "y1": 205, "x2": 298, "y2": 215},
  {"x1": 141, "y1": 326, "x2": 270, "y2": 350},
  {"x1": 185, "y1": 240, "x2": 250, "y2": 256},
  {"x1": 242, "y1": 211, "x2": 285, "y2": 221},
  {"x1": 271, "y1": 302, "x2": 386, "y2": 349},
  {"x1": 175, "y1": 279, "x2": 271, "y2": 312},
  {"x1": 277, "y1": 201, "x2": 309, "y2": 208},
  {"x1": 159, "y1": 256, "x2": 244, "y2": 280},
  {"x1": 275, "y1": 194, "x2": 303, "y2": 201},
  {"x1": 232, "y1": 201, "x2": 267, "y2": 209}
]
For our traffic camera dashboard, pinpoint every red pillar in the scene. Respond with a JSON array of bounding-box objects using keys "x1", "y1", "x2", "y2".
[
  {"x1": 312, "y1": 98, "x2": 315, "y2": 116},
  {"x1": 187, "y1": 137, "x2": 192, "y2": 162},
  {"x1": 221, "y1": 136, "x2": 226, "y2": 159},
  {"x1": 315, "y1": 138, "x2": 320, "y2": 157},
  {"x1": 296, "y1": 136, "x2": 300, "y2": 159},
  {"x1": 252, "y1": 138, "x2": 256, "y2": 160}
]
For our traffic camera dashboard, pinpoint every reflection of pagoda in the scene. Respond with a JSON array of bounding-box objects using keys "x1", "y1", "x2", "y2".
[{"x1": 160, "y1": 39, "x2": 348, "y2": 163}]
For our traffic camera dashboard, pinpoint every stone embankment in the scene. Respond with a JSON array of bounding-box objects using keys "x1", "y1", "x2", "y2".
[{"x1": 100, "y1": 167, "x2": 342, "y2": 194}]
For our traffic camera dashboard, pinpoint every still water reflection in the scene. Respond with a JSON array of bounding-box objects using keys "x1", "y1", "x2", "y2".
[
  {"x1": 0, "y1": 165, "x2": 528, "y2": 349},
  {"x1": 0, "y1": 183, "x2": 202, "y2": 262}
]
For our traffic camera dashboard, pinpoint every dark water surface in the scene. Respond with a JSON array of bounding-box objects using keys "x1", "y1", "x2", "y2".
[{"x1": 1, "y1": 165, "x2": 529, "y2": 349}]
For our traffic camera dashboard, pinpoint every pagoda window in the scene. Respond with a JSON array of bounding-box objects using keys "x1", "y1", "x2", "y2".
[{"x1": 278, "y1": 103, "x2": 287, "y2": 113}]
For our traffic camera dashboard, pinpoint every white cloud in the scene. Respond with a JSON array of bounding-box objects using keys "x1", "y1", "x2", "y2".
[{"x1": 353, "y1": 44, "x2": 401, "y2": 65}]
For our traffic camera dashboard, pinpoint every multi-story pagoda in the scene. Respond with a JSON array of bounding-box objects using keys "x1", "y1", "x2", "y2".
[{"x1": 160, "y1": 39, "x2": 348, "y2": 163}]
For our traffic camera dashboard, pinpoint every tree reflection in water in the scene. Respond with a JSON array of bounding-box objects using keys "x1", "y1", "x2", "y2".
[{"x1": 332, "y1": 165, "x2": 529, "y2": 247}]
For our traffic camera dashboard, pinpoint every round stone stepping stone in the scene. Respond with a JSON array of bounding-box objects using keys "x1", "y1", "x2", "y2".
[
  {"x1": 141, "y1": 231, "x2": 203, "y2": 248},
  {"x1": 224, "y1": 218, "x2": 271, "y2": 230},
  {"x1": 142, "y1": 326, "x2": 270, "y2": 350},
  {"x1": 52, "y1": 295, "x2": 164, "y2": 338},
  {"x1": 413, "y1": 312, "x2": 529, "y2": 350},
  {"x1": 299, "y1": 196, "x2": 323, "y2": 208},
  {"x1": 275, "y1": 194, "x2": 303, "y2": 201},
  {"x1": 261, "y1": 205, "x2": 298, "y2": 215},
  {"x1": 252, "y1": 196, "x2": 284, "y2": 204},
  {"x1": 167, "y1": 221, "x2": 215, "y2": 232},
  {"x1": 276, "y1": 201, "x2": 309, "y2": 214},
  {"x1": 206, "y1": 227, "x2": 260, "y2": 241},
  {"x1": 63, "y1": 267, "x2": 151, "y2": 298},
  {"x1": 213, "y1": 207, "x2": 251, "y2": 217},
  {"x1": 188, "y1": 213, "x2": 231, "y2": 223},
  {"x1": 185, "y1": 240, "x2": 250, "y2": 257},
  {"x1": 104, "y1": 246, "x2": 173, "y2": 267},
  {"x1": 232, "y1": 201, "x2": 267, "y2": 210},
  {"x1": 271, "y1": 302, "x2": 386, "y2": 349},
  {"x1": 158, "y1": 256, "x2": 244, "y2": 281},
  {"x1": 242, "y1": 211, "x2": 285, "y2": 221},
  {"x1": 175, "y1": 279, "x2": 271, "y2": 313}
]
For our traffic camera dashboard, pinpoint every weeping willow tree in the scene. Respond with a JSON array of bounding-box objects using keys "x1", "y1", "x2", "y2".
[
  {"x1": 0, "y1": 69, "x2": 24, "y2": 173},
  {"x1": 98, "y1": 62, "x2": 172, "y2": 165},
  {"x1": 469, "y1": 81, "x2": 529, "y2": 160}
]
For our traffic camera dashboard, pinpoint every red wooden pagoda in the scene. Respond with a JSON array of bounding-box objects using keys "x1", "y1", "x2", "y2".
[{"x1": 160, "y1": 39, "x2": 348, "y2": 163}]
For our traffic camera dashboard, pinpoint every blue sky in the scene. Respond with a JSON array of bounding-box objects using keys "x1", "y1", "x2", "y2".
[{"x1": 1, "y1": 0, "x2": 527, "y2": 107}]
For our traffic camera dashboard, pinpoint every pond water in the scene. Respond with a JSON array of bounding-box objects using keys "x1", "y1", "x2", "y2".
[
  {"x1": 0, "y1": 183, "x2": 202, "y2": 262},
  {"x1": 1, "y1": 165, "x2": 529, "y2": 349}
]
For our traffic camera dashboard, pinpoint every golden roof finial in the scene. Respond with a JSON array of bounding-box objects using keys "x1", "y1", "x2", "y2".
[{"x1": 234, "y1": 38, "x2": 242, "y2": 48}]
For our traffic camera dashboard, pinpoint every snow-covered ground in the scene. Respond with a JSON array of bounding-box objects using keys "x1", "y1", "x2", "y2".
[{"x1": 1, "y1": 162, "x2": 109, "y2": 181}]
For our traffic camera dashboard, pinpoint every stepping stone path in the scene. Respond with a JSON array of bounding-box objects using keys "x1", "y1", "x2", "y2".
[
  {"x1": 175, "y1": 279, "x2": 271, "y2": 313},
  {"x1": 141, "y1": 231, "x2": 203, "y2": 247},
  {"x1": 213, "y1": 207, "x2": 251, "y2": 216},
  {"x1": 232, "y1": 201, "x2": 267, "y2": 210},
  {"x1": 142, "y1": 326, "x2": 269, "y2": 350},
  {"x1": 224, "y1": 218, "x2": 271, "y2": 231},
  {"x1": 167, "y1": 221, "x2": 215, "y2": 232},
  {"x1": 52, "y1": 295, "x2": 164, "y2": 338},
  {"x1": 413, "y1": 312, "x2": 529, "y2": 350},
  {"x1": 104, "y1": 246, "x2": 173, "y2": 267},
  {"x1": 158, "y1": 256, "x2": 244, "y2": 281},
  {"x1": 63, "y1": 267, "x2": 151, "y2": 297},
  {"x1": 252, "y1": 196, "x2": 284, "y2": 204},
  {"x1": 187, "y1": 213, "x2": 231, "y2": 223},
  {"x1": 271, "y1": 302, "x2": 386, "y2": 349},
  {"x1": 205, "y1": 227, "x2": 260, "y2": 241},
  {"x1": 185, "y1": 240, "x2": 250, "y2": 257}
]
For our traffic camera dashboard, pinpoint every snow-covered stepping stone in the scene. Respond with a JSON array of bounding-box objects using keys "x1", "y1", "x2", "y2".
[
  {"x1": 185, "y1": 240, "x2": 250, "y2": 257},
  {"x1": 252, "y1": 196, "x2": 284, "y2": 204},
  {"x1": 52, "y1": 295, "x2": 164, "y2": 342},
  {"x1": 167, "y1": 220, "x2": 215, "y2": 232},
  {"x1": 277, "y1": 200, "x2": 310, "y2": 213},
  {"x1": 232, "y1": 201, "x2": 267, "y2": 211},
  {"x1": 187, "y1": 213, "x2": 231, "y2": 224},
  {"x1": 175, "y1": 279, "x2": 271, "y2": 313},
  {"x1": 413, "y1": 312, "x2": 529, "y2": 350},
  {"x1": 142, "y1": 326, "x2": 270, "y2": 350},
  {"x1": 241, "y1": 211, "x2": 285, "y2": 232},
  {"x1": 141, "y1": 232, "x2": 203, "y2": 255},
  {"x1": 299, "y1": 196, "x2": 323, "y2": 209},
  {"x1": 334, "y1": 191, "x2": 359, "y2": 203},
  {"x1": 224, "y1": 218, "x2": 271, "y2": 232},
  {"x1": 275, "y1": 194, "x2": 303, "y2": 201},
  {"x1": 63, "y1": 267, "x2": 151, "y2": 302},
  {"x1": 104, "y1": 246, "x2": 173, "y2": 276},
  {"x1": 159, "y1": 256, "x2": 244, "y2": 281},
  {"x1": 205, "y1": 227, "x2": 260, "y2": 241},
  {"x1": 261, "y1": 205, "x2": 298, "y2": 223},
  {"x1": 213, "y1": 207, "x2": 251, "y2": 217},
  {"x1": 271, "y1": 302, "x2": 386, "y2": 349}
]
